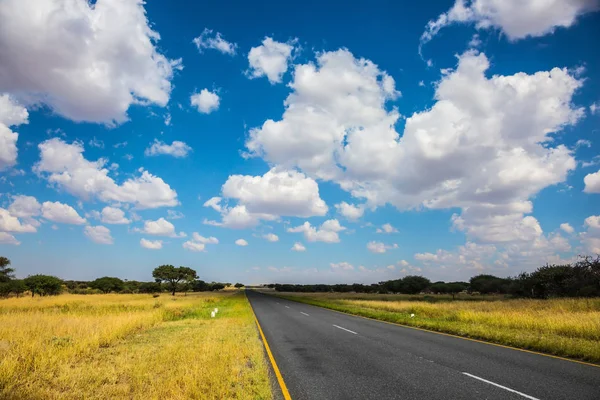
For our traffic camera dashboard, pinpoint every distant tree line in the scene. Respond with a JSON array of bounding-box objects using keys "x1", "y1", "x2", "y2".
[
  {"x1": 269, "y1": 256, "x2": 600, "y2": 299},
  {"x1": 0, "y1": 257, "x2": 244, "y2": 297}
]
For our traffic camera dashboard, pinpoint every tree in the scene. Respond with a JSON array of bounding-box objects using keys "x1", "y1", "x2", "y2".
[
  {"x1": 23, "y1": 275, "x2": 63, "y2": 297},
  {"x1": 401, "y1": 276, "x2": 431, "y2": 294},
  {"x1": 469, "y1": 274, "x2": 510, "y2": 294},
  {"x1": 0, "y1": 257, "x2": 14, "y2": 283},
  {"x1": 234, "y1": 283, "x2": 244, "y2": 289},
  {"x1": 152, "y1": 265, "x2": 198, "y2": 296},
  {"x1": 139, "y1": 282, "x2": 162, "y2": 293},
  {"x1": 209, "y1": 283, "x2": 225, "y2": 291},
  {"x1": 192, "y1": 280, "x2": 209, "y2": 292},
  {"x1": 89, "y1": 277, "x2": 125, "y2": 294}
]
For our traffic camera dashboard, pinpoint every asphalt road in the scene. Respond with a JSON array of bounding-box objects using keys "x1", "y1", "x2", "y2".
[{"x1": 247, "y1": 290, "x2": 600, "y2": 400}]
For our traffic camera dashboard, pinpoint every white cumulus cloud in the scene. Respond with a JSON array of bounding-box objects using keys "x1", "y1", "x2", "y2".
[
  {"x1": 140, "y1": 238, "x2": 162, "y2": 249},
  {"x1": 193, "y1": 28, "x2": 237, "y2": 55},
  {"x1": 420, "y1": 0, "x2": 598, "y2": 52},
  {"x1": 367, "y1": 241, "x2": 398, "y2": 253},
  {"x1": 42, "y1": 201, "x2": 86, "y2": 225},
  {"x1": 560, "y1": 223, "x2": 575, "y2": 234},
  {"x1": 139, "y1": 217, "x2": 184, "y2": 237},
  {"x1": 330, "y1": 262, "x2": 354, "y2": 271},
  {"x1": 0, "y1": 0, "x2": 181, "y2": 124},
  {"x1": 84, "y1": 225, "x2": 113, "y2": 244},
  {"x1": 190, "y1": 89, "x2": 220, "y2": 114},
  {"x1": 583, "y1": 169, "x2": 600, "y2": 193},
  {"x1": 247, "y1": 37, "x2": 296, "y2": 84},
  {"x1": 291, "y1": 242, "x2": 306, "y2": 252},
  {"x1": 235, "y1": 239, "x2": 248, "y2": 246},
  {"x1": 287, "y1": 219, "x2": 346, "y2": 243},
  {"x1": 263, "y1": 233, "x2": 279, "y2": 242},
  {"x1": 183, "y1": 232, "x2": 218, "y2": 252},
  {"x1": 335, "y1": 202, "x2": 365, "y2": 220},
  {"x1": 145, "y1": 139, "x2": 192, "y2": 158},
  {"x1": 0, "y1": 94, "x2": 28, "y2": 171},
  {"x1": 376, "y1": 223, "x2": 398, "y2": 234},
  {"x1": 100, "y1": 206, "x2": 130, "y2": 225},
  {"x1": 207, "y1": 169, "x2": 328, "y2": 229},
  {"x1": 35, "y1": 138, "x2": 178, "y2": 209}
]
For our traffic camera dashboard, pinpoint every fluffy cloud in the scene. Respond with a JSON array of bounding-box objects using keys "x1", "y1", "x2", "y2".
[
  {"x1": 0, "y1": 208, "x2": 37, "y2": 233},
  {"x1": 193, "y1": 28, "x2": 237, "y2": 55},
  {"x1": 246, "y1": 49, "x2": 583, "y2": 246},
  {"x1": 145, "y1": 139, "x2": 192, "y2": 158},
  {"x1": 8, "y1": 195, "x2": 41, "y2": 218},
  {"x1": 42, "y1": 201, "x2": 86, "y2": 225},
  {"x1": 263, "y1": 233, "x2": 279, "y2": 242},
  {"x1": 140, "y1": 238, "x2": 162, "y2": 249},
  {"x1": 35, "y1": 139, "x2": 178, "y2": 209},
  {"x1": 207, "y1": 169, "x2": 328, "y2": 228},
  {"x1": 582, "y1": 215, "x2": 600, "y2": 253},
  {"x1": 366, "y1": 241, "x2": 398, "y2": 254},
  {"x1": 84, "y1": 225, "x2": 113, "y2": 244},
  {"x1": 0, "y1": 0, "x2": 180, "y2": 124},
  {"x1": 0, "y1": 232, "x2": 20, "y2": 245},
  {"x1": 0, "y1": 94, "x2": 28, "y2": 171},
  {"x1": 560, "y1": 223, "x2": 575, "y2": 234},
  {"x1": 183, "y1": 232, "x2": 218, "y2": 252},
  {"x1": 583, "y1": 169, "x2": 600, "y2": 193},
  {"x1": 139, "y1": 217, "x2": 184, "y2": 237},
  {"x1": 247, "y1": 37, "x2": 295, "y2": 84},
  {"x1": 330, "y1": 262, "x2": 354, "y2": 271},
  {"x1": 222, "y1": 169, "x2": 328, "y2": 217},
  {"x1": 190, "y1": 89, "x2": 220, "y2": 114},
  {"x1": 235, "y1": 239, "x2": 248, "y2": 246},
  {"x1": 287, "y1": 219, "x2": 346, "y2": 243},
  {"x1": 100, "y1": 206, "x2": 130, "y2": 225},
  {"x1": 335, "y1": 202, "x2": 365, "y2": 220},
  {"x1": 421, "y1": 0, "x2": 598, "y2": 52},
  {"x1": 376, "y1": 223, "x2": 398, "y2": 234},
  {"x1": 291, "y1": 242, "x2": 306, "y2": 252}
]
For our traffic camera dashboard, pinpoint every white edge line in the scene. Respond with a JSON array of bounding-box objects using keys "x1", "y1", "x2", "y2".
[
  {"x1": 333, "y1": 324, "x2": 357, "y2": 335},
  {"x1": 300, "y1": 312, "x2": 310, "y2": 316},
  {"x1": 285, "y1": 305, "x2": 290, "y2": 308},
  {"x1": 462, "y1": 373, "x2": 540, "y2": 400}
]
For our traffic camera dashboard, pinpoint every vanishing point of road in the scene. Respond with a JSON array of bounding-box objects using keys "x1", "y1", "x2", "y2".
[{"x1": 247, "y1": 290, "x2": 600, "y2": 400}]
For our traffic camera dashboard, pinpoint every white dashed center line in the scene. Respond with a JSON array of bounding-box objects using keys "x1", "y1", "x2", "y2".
[
  {"x1": 462, "y1": 373, "x2": 540, "y2": 400},
  {"x1": 285, "y1": 306, "x2": 290, "y2": 309},
  {"x1": 300, "y1": 312, "x2": 309, "y2": 316},
  {"x1": 333, "y1": 324, "x2": 357, "y2": 335}
]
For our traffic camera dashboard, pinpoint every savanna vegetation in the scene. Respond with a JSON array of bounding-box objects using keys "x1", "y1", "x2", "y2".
[
  {"x1": 269, "y1": 256, "x2": 600, "y2": 299},
  {"x1": 0, "y1": 258, "x2": 268, "y2": 399}
]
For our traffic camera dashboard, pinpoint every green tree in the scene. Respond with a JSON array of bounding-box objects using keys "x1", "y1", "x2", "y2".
[
  {"x1": 234, "y1": 283, "x2": 244, "y2": 289},
  {"x1": 89, "y1": 277, "x2": 125, "y2": 294},
  {"x1": 139, "y1": 282, "x2": 162, "y2": 293},
  {"x1": 0, "y1": 257, "x2": 15, "y2": 283},
  {"x1": 10, "y1": 279, "x2": 27, "y2": 297},
  {"x1": 152, "y1": 265, "x2": 198, "y2": 296},
  {"x1": 23, "y1": 275, "x2": 63, "y2": 297},
  {"x1": 469, "y1": 274, "x2": 510, "y2": 294},
  {"x1": 401, "y1": 276, "x2": 431, "y2": 294}
]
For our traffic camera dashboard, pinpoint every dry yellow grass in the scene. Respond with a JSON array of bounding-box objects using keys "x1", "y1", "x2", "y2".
[
  {"x1": 0, "y1": 292, "x2": 271, "y2": 399},
  {"x1": 276, "y1": 292, "x2": 600, "y2": 362}
]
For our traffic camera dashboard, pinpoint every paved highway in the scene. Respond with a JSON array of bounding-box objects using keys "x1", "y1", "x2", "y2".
[{"x1": 247, "y1": 290, "x2": 600, "y2": 400}]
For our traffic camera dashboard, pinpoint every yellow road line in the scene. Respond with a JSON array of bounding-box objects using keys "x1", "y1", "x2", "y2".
[
  {"x1": 248, "y1": 295, "x2": 292, "y2": 400},
  {"x1": 278, "y1": 296, "x2": 600, "y2": 369}
]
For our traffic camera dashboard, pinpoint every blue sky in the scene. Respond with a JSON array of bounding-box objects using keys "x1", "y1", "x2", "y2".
[{"x1": 0, "y1": 0, "x2": 599, "y2": 284}]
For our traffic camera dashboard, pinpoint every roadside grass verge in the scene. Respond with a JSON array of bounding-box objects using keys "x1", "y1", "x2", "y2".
[
  {"x1": 0, "y1": 292, "x2": 271, "y2": 399},
  {"x1": 272, "y1": 292, "x2": 600, "y2": 363}
]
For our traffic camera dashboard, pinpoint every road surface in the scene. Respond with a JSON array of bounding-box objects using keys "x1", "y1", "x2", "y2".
[{"x1": 247, "y1": 290, "x2": 600, "y2": 400}]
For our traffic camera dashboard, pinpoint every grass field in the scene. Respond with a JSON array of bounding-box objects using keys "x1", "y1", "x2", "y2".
[
  {"x1": 0, "y1": 291, "x2": 272, "y2": 399},
  {"x1": 272, "y1": 292, "x2": 600, "y2": 363}
]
